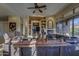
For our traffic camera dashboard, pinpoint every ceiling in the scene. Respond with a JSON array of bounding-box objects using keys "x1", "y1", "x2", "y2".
[{"x1": 0, "y1": 3, "x2": 69, "y2": 17}]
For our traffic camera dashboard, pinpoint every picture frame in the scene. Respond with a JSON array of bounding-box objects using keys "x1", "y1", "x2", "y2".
[{"x1": 9, "y1": 22, "x2": 16, "y2": 32}]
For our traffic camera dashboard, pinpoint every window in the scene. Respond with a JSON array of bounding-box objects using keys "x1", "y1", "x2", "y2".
[
  {"x1": 57, "y1": 16, "x2": 79, "y2": 37},
  {"x1": 69, "y1": 17, "x2": 79, "y2": 37},
  {"x1": 69, "y1": 19, "x2": 72, "y2": 36},
  {"x1": 74, "y1": 17, "x2": 79, "y2": 37}
]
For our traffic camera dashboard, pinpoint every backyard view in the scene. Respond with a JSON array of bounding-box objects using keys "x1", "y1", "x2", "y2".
[{"x1": 70, "y1": 17, "x2": 79, "y2": 37}]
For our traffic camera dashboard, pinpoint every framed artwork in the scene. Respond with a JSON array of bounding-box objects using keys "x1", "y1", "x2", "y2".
[{"x1": 9, "y1": 22, "x2": 16, "y2": 32}]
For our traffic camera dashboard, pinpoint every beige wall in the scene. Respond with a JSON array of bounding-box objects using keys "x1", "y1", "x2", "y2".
[
  {"x1": 7, "y1": 16, "x2": 56, "y2": 35},
  {"x1": 47, "y1": 16, "x2": 56, "y2": 28},
  {"x1": 8, "y1": 16, "x2": 21, "y2": 32},
  {"x1": 0, "y1": 21, "x2": 8, "y2": 35},
  {"x1": 22, "y1": 16, "x2": 56, "y2": 36},
  {"x1": 22, "y1": 16, "x2": 29, "y2": 35}
]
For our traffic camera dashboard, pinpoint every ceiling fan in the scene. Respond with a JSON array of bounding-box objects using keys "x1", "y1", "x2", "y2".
[{"x1": 27, "y1": 3, "x2": 47, "y2": 13}]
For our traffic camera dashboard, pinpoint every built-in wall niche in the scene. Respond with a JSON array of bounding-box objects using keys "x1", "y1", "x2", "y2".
[
  {"x1": 47, "y1": 20, "x2": 53, "y2": 29},
  {"x1": 47, "y1": 17, "x2": 55, "y2": 34}
]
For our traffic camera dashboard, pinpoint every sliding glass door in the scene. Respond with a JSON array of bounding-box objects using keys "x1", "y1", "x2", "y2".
[
  {"x1": 69, "y1": 17, "x2": 79, "y2": 37},
  {"x1": 74, "y1": 17, "x2": 79, "y2": 37}
]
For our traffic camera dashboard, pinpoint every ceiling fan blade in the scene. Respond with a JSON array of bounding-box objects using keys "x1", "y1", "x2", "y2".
[
  {"x1": 33, "y1": 10, "x2": 35, "y2": 13},
  {"x1": 27, "y1": 7, "x2": 35, "y2": 9},
  {"x1": 39, "y1": 9, "x2": 43, "y2": 13},
  {"x1": 39, "y1": 5, "x2": 46, "y2": 8}
]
